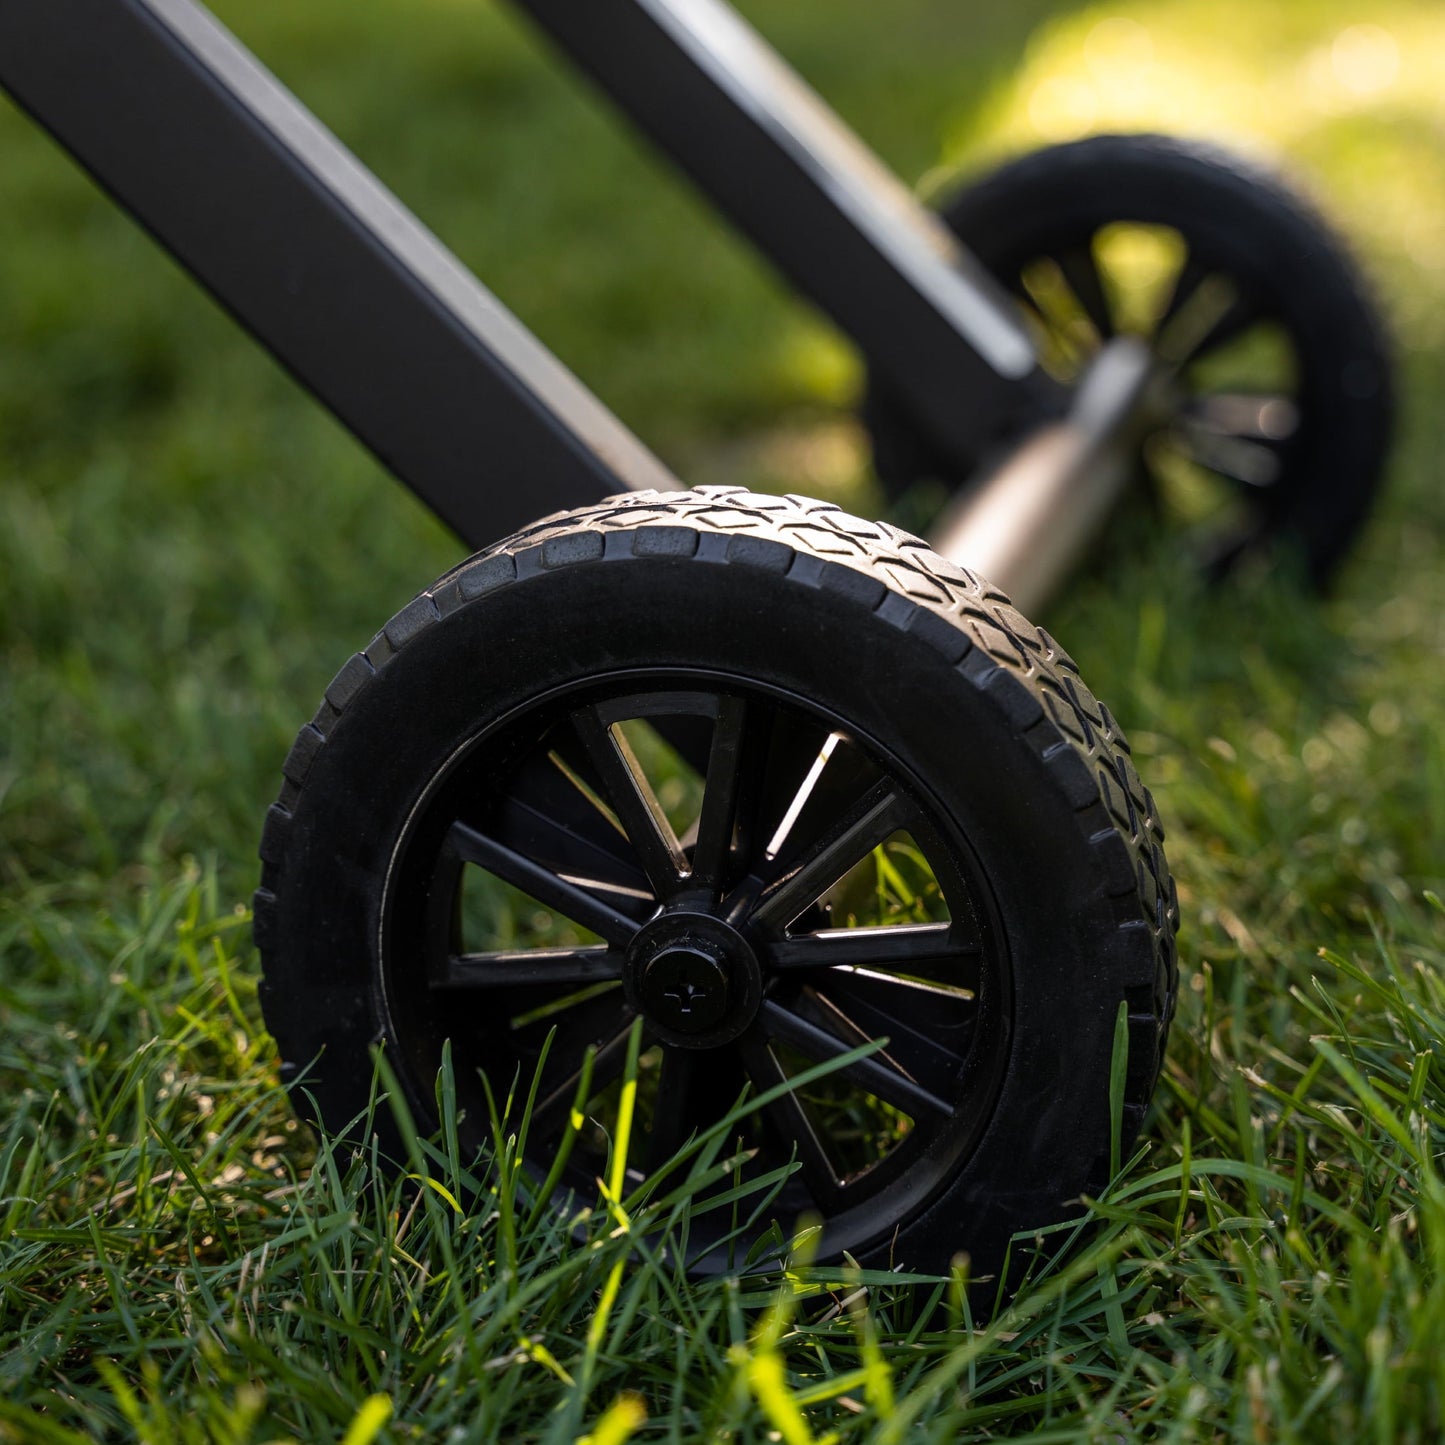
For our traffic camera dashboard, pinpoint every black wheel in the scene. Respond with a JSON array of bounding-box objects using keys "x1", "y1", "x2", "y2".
[
  {"x1": 866, "y1": 133, "x2": 1393, "y2": 586},
  {"x1": 255, "y1": 488, "x2": 1178, "y2": 1278}
]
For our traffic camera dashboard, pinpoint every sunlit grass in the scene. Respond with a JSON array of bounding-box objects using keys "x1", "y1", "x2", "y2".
[{"x1": 957, "y1": 0, "x2": 1445, "y2": 349}]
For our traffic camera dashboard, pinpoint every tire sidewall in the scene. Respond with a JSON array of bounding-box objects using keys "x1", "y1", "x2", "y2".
[{"x1": 263, "y1": 542, "x2": 1136, "y2": 1275}]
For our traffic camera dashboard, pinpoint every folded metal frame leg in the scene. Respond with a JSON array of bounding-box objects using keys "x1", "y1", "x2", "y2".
[
  {"x1": 0, "y1": 0, "x2": 681, "y2": 546},
  {"x1": 0, "y1": 0, "x2": 1052, "y2": 548},
  {"x1": 0, "y1": 0, "x2": 1147, "y2": 611},
  {"x1": 507, "y1": 0, "x2": 1062, "y2": 465}
]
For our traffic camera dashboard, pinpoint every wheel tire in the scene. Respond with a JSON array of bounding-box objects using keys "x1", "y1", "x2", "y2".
[
  {"x1": 255, "y1": 487, "x2": 1178, "y2": 1279},
  {"x1": 865, "y1": 133, "x2": 1393, "y2": 586}
]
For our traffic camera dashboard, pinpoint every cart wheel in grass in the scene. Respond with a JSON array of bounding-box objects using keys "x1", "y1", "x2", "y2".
[
  {"x1": 254, "y1": 488, "x2": 1178, "y2": 1278},
  {"x1": 866, "y1": 133, "x2": 1393, "y2": 586}
]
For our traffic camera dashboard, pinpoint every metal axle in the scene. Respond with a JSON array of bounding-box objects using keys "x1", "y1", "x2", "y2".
[
  {"x1": 0, "y1": 0, "x2": 1157, "y2": 612},
  {"x1": 929, "y1": 339, "x2": 1158, "y2": 613}
]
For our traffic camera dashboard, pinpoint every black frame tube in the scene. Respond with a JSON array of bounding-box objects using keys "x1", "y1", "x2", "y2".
[
  {"x1": 0, "y1": 0, "x2": 1066, "y2": 551},
  {"x1": 511, "y1": 0, "x2": 1063, "y2": 458},
  {"x1": 0, "y1": 0, "x2": 681, "y2": 548}
]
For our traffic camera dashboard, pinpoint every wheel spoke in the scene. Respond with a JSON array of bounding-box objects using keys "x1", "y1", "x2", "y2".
[
  {"x1": 643, "y1": 713, "x2": 716, "y2": 781},
  {"x1": 1018, "y1": 260, "x2": 1093, "y2": 371},
  {"x1": 651, "y1": 1045, "x2": 751, "y2": 1172},
  {"x1": 758, "y1": 999, "x2": 952, "y2": 1121},
  {"x1": 738, "y1": 1029, "x2": 843, "y2": 1212},
  {"x1": 572, "y1": 706, "x2": 690, "y2": 900},
  {"x1": 487, "y1": 798, "x2": 654, "y2": 912},
  {"x1": 1181, "y1": 392, "x2": 1299, "y2": 444},
  {"x1": 806, "y1": 976, "x2": 971, "y2": 1101},
  {"x1": 529, "y1": 1011, "x2": 639, "y2": 1139},
  {"x1": 1173, "y1": 426, "x2": 1282, "y2": 488},
  {"x1": 766, "y1": 732, "x2": 881, "y2": 865},
  {"x1": 1186, "y1": 293, "x2": 1262, "y2": 364},
  {"x1": 741, "y1": 780, "x2": 908, "y2": 934},
  {"x1": 647, "y1": 1047, "x2": 698, "y2": 1168},
  {"x1": 1155, "y1": 256, "x2": 1260, "y2": 364},
  {"x1": 768, "y1": 923, "x2": 975, "y2": 980},
  {"x1": 690, "y1": 694, "x2": 752, "y2": 896},
  {"x1": 1015, "y1": 294, "x2": 1074, "y2": 370},
  {"x1": 488, "y1": 750, "x2": 651, "y2": 901},
  {"x1": 436, "y1": 948, "x2": 623, "y2": 991},
  {"x1": 448, "y1": 821, "x2": 639, "y2": 948},
  {"x1": 1155, "y1": 252, "x2": 1210, "y2": 335},
  {"x1": 750, "y1": 706, "x2": 840, "y2": 855},
  {"x1": 1056, "y1": 245, "x2": 1113, "y2": 340}
]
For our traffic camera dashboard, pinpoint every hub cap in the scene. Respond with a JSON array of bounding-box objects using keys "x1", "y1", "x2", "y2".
[
  {"x1": 385, "y1": 675, "x2": 1007, "y2": 1264},
  {"x1": 624, "y1": 910, "x2": 762, "y2": 1048}
]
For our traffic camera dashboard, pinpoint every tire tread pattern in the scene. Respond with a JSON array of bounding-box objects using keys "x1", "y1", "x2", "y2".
[{"x1": 256, "y1": 489, "x2": 1180, "y2": 1164}]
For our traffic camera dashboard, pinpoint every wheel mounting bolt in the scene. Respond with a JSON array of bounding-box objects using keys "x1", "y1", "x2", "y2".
[{"x1": 640, "y1": 944, "x2": 731, "y2": 1034}]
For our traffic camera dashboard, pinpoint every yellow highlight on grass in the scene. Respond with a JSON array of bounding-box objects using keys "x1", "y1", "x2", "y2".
[
  {"x1": 959, "y1": 0, "x2": 1445, "y2": 345},
  {"x1": 340, "y1": 1395, "x2": 393, "y2": 1445},
  {"x1": 577, "y1": 1391, "x2": 647, "y2": 1445},
  {"x1": 979, "y1": 1, "x2": 1423, "y2": 149}
]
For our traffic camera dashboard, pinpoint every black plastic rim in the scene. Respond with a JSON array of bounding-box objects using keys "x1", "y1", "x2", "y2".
[
  {"x1": 996, "y1": 217, "x2": 1312, "y2": 569},
  {"x1": 378, "y1": 667, "x2": 1012, "y2": 1266}
]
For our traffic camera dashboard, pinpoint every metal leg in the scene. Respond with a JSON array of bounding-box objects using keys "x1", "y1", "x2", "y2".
[
  {"x1": 510, "y1": 0, "x2": 1064, "y2": 464},
  {"x1": 1, "y1": 0, "x2": 1145, "y2": 602},
  {"x1": 0, "y1": 0, "x2": 679, "y2": 548}
]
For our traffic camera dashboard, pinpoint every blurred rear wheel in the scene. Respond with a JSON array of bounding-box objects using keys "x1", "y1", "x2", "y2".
[{"x1": 866, "y1": 133, "x2": 1393, "y2": 584}]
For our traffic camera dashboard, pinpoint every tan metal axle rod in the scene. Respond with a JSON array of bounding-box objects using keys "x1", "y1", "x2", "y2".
[{"x1": 930, "y1": 337, "x2": 1158, "y2": 615}]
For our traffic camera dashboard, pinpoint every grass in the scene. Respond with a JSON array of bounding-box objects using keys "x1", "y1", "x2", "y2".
[{"x1": 3, "y1": 0, "x2": 1445, "y2": 1438}]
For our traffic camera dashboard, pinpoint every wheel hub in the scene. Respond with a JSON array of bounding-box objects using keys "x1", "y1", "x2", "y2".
[{"x1": 624, "y1": 910, "x2": 762, "y2": 1049}]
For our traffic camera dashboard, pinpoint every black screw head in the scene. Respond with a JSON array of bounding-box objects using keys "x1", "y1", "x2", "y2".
[{"x1": 640, "y1": 944, "x2": 730, "y2": 1034}]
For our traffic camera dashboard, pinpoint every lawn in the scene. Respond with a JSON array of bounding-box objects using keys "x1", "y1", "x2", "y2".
[{"x1": 2, "y1": 0, "x2": 1444, "y2": 1439}]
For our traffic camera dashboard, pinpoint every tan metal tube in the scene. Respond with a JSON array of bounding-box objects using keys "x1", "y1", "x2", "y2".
[{"x1": 927, "y1": 337, "x2": 1157, "y2": 615}]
